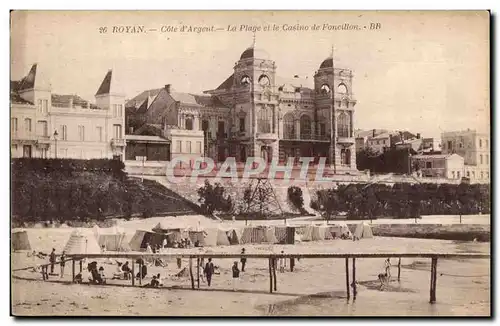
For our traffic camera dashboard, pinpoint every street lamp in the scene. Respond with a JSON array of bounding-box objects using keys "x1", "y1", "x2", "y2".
[{"x1": 53, "y1": 130, "x2": 59, "y2": 159}]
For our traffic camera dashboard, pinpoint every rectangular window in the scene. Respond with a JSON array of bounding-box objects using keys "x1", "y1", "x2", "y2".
[
  {"x1": 472, "y1": 171, "x2": 475, "y2": 178},
  {"x1": 113, "y1": 124, "x2": 122, "y2": 139},
  {"x1": 480, "y1": 172, "x2": 484, "y2": 179},
  {"x1": 457, "y1": 171, "x2": 460, "y2": 179},
  {"x1": 96, "y1": 126, "x2": 103, "y2": 142},
  {"x1": 38, "y1": 99, "x2": 48, "y2": 113},
  {"x1": 239, "y1": 118, "x2": 245, "y2": 132},
  {"x1": 78, "y1": 125, "x2": 85, "y2": 141},
  {"x1": 452, "y1": 171, "x2": 455, "y2": 179},
  {"x1": 11, "y1": 118, "x2": 18, "y2": 132},
  {"x1": 447, "y1": 141, "x2": 452, "y2": 150},
  {"x1": 485, "y1": 139, "x2": 489, "y2": 148},
  {"x1": 37, "y1": 120, "x2": 48, "y2": 137},
  {"x1": 426, "y1": 161, "x2": 432, "y2": 169},
  {"x1": 176, "y1": 140, "x2": 182, "y2": 153},
  {"x1": 467, "y1": 171, "x2": 470, "y2": 178},
  {"x1": 479, "y1": 139, "x2": 482, "y2": 148},
  {"x1": 486, "y1": 154, "x2": 489, "y2": 165},
  {"x1": 23, "y1": 145, "x2": 32, "y2": 158},
  {"x1": 25, "y1": 118, "x2": 31, "y2": 133},
  {"x1": 186, "y1": 141, "x2": 192, "y2": 153},
  {"x1": 196, "y1": 141, "x2": 202, "y2": 153},
  {"x1": 61, "y1": 125, "x2": 67, "y2": 140}
]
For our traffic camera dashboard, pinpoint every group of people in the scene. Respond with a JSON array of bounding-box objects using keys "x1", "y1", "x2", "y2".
[{"x1": 29, "y1": 248, "x2": 67, "y2": 280}]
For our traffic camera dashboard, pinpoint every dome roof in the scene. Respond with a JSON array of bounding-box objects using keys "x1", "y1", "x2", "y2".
[
  {"x1": 240, "y1": 47, "x2": 270, "y2": 60},
  {"x1": 319, "y1": 57, "x2": 333, "y2": 69}
]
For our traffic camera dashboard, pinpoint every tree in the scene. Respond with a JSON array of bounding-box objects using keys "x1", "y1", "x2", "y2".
[
  {"x1": 287, "y1": 186, "x2": 305, "y2": 214},
  {"x1": 197, "y1": 180, "x2": 233, "y2": 215}
]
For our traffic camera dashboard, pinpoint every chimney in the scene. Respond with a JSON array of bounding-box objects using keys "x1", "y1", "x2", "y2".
[
  {"x1": 417, "y1": 133, "x2": 421, "y2": 139},
  {"x1": 372, "y1": 129, "x2": 375, "y2": 137},
  {"x1": 69, "y1": 97, "x2": 73, "y2": 109},
  {"x1": 165, "y1": 84, "x2": 171, "y2": 94}
]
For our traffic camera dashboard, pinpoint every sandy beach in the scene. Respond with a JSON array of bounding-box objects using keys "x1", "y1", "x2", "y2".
[{"x1": 12, "y1": 233, "x2": 490, "y2": 316}]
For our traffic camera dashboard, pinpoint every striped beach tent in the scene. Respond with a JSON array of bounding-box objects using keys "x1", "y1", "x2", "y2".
[{"x1": 63, "y1": 229, "x2": 101, "y2": 255}]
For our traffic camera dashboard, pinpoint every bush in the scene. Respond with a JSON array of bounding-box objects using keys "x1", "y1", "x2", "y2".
[
  {"x1": 197, "y1": 180, "x2": 233, "y2": 215},
  {"x1": 287, "y1": 186, "x2": 304, "y2": 213},
  {"x1": 315, "y1": 182, "x2": 490, "y2": 220}
]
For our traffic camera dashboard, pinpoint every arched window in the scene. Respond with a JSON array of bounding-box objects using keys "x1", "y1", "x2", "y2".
[
  {"x1": 185, "y1": 117, "x2": 193, "y2": 130},
  {"x1": 300, "y1": 115, "x2": 312, "y2": 140},
  {"x1": 337, "y1": 83, "x2": 348, "y2": 94},
  {"x1": 283, "y1": 113, "x2": 295, "y2": 139},
  {"x1": 338, "y1": 112, "x2": 350, "y2": 138},
  {"x1": 258, "y1": 106, "x2": 272, "y2": 133}
]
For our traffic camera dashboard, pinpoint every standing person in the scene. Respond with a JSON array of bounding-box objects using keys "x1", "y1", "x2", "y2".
[
  {"x1": 279, "y1": 251, "x2": 286, "y2": 273},
  {"x1": 232, "y1": 261, "x2": 240, "y2": 291},
  {"x1": 204, "y1": 258, "x2": 215, "y2": 287},
  {"x1": 49, "y1": 248, "x2": 56, "y2": 274},
  {"x1": 60, "y1": 251, "x2": 66, "y2": 278},
  {"x1": 384, "y1": 258, "x2": 392, "y2": 281},
  {"x1": 240, "y1": 248, "x2": 247, "y2": 272},
  {"x1": 177, "y1": 257, "x2": 182, "y2": 269}
]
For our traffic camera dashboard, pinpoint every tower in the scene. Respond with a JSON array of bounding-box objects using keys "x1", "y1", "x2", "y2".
[
  {"x1": 314, "y1": 53, "x2": 357, "y2": 172},
  {"x1": 233, "y1": 37, "x2": 279, "y2": 163}
]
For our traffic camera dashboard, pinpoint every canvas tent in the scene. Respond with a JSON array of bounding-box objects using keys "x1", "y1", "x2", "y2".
[
  {"x1": 202, "y1": 228, "x2": 218, "y2": 247},
  {"x1": 63, "y1": 229, "x2": 101, "y2": 255},
  {"x1": 227, "y1": 229, "x2": 242, "y2": 245},
  {"x1": 354, "y1": 222, "x2": 374, "y2": 239},
  {"x1": 216, "y1": 229, "x2": 231, "y2": 246},
  {"x1": 300, "y1": 225, "x2": 313, "y2": 241},
  {"x1": 240, "y1": 226, "x2": 277, "y2": 244},
  {"x1": 329, "y1": 222, "x2": 353, "y2": 239},
  {"x1": 129, "y1": 230, "x2": 169, "y2": 251},
  {"x1": 311, "y1": 225, "x2": 327, "y2": 241},
  {"x1": 12, "y1": 230, "x2": 31, "y2": 251},
  {"x1": 96, "y1": 226, "x2": 130, "y2": 251}
]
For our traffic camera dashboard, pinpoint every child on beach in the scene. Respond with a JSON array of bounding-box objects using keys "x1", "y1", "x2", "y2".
[
  {"x1": 240, "y1": 248, "x2": 247, "y2": 272},
  {"x1": 60, "y1": 251, "x2": 66, "y2": 278},
  {"x1": 49, "y1": 248, "x2": 56, "y2": 274},
  {"x1": 384, "y1": 258, "x2": 392, "y2": 281}
]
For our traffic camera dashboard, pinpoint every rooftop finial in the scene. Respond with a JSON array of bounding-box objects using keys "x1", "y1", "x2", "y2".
[
  {"x1": 331, "y1": 45, "x2": 334, "y2": 59},
  {"x1": 252, "y1": 31, "x2": 256, "y2": 48}
]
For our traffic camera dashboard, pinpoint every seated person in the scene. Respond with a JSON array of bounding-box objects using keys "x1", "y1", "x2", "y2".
[
  {"x1": 143, "y1": 275, "x2": 159, "y2": 288},
  {"x1": 74, "y1": 273, "x2": 83, "y2": 284},
  {"x1": 98, "y1": 266, "x2": 107, "y2": 284},
  {"x1": 112, "y1": 262, "x2": 123, "y2": 280},
  {"x1": 121, "y1": 261, "x2": 132, "y2": 280}
]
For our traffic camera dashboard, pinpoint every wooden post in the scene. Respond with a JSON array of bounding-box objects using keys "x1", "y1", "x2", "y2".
[
  {"x1": 189, "y1": 257, "x2": 195, "y2": 290},
  {"x1": 197, "y1": 258, "x2": 200, "y2": 289},
  {"x1": 430, "y1": 257, "x2": 438, "y2": 303},
  {"x1": 398, "y1": 258, "x2": 402, "y2": 282},
  {"x1": 290, "y1": 257, "x2": 295, "y2": 272},
  {"x1": 79, "y1": 260, "x2": 82, "y2": 273},
  {"x1": 268, "y1": 258, "x2": 273, "y2": 293},
  {"x1": 272, "y1": 258, "x2": 277, "y2": 292},
  {"x1": 71, "y1": 259, "x2": 75, "y2": 283},
  {"x1": 345, "y1": 258, "x2": 350, "y2": 301},
  {"x1": 352, "y1": 258, "x2": 357, "y2": 300},
  {"x1": 131, "y1": 259, "x2": 135, "y2": 286},
  {"x1": 139, "y1": 259, "x2": 142, "y2": 286}
]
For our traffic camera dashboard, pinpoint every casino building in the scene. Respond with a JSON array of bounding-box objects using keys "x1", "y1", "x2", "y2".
[{"x1": 125, "y1": 44, "x2": 358, "y2": 174}]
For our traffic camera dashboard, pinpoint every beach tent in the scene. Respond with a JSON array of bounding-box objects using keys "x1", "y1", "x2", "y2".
[
  {"x1": 227, "y1": 229, "x2": 242, "y2": 245},
  {"x1": 63, "y1": 229, "x2": 101, "y2": 255},
  {"x1": 128, "y1": 230, "x2": 169, "y2": 251},
  {"x1": 301, "y1": 225, "x2": 313, "y2": 241},
  {"x1": 264, "y1": 226, "x2": 278, "y2": 244},
  {"x1": 240, "y1": 226, "x2": 265, "y2": 244},
  {"x1": 274, "y1": 226, "x2": 288, "y2": 244},
  {"x1": 311, "y1": 225, "x2": 326, "y2": 241},
  {"x1": 216, "y1": 229, "x2": 231, "y2": 246},
  {"x1": 189, "y1": 230, "x2": 206, "y2": 245},
  {"x1": 203, "y1": 228, "x2": 218, "y2": 247},
  {"x1": 97, "y1": 226, "x2": 130, "y2": 252},
  {"x1": 12, "y1": 230, "x2": 31, "y2": 251},
  {"x1": 354, "y1": 222, "x2": 374, "y2": 239},
  {"x1": 329, "y1": 222, "x2": 353, "y2": 239}
]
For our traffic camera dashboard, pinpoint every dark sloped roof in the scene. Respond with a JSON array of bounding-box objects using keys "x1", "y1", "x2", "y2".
[
  {"x1": 95, "y1": 70, "x2": 112, "y2": 96},
  {"x1": 320, "y1": 58, "x2": 333, "y2": 69},
  {"x1": 171, "y1": 92, "x2": 230, "y2": 108},
  {"x1": 17, "y1": 64, "x2": 37, "y2": 91},
  {"x1": 125, "y1": 88, "x2": 162, "y2": 108},
  {"x1": 215, "y1": 74, "x2": 234, "y2": 91},
  {"x1": 133, "y1": 123, "x2": 164, "y2": 137},
  {"x1": 11, "y1": 80, "x2": 33, "y2": 104}
]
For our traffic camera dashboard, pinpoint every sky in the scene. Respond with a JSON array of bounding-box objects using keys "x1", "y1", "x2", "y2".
[{"x1": 10, "y1": 11, "x2": 490, "y2": 139}]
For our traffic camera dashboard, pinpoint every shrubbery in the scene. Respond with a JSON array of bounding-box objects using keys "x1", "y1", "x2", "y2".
[
  {"x1": 311, "y1": 182, "x2": 490, "y2": 220},
  {"x1": 287, "y1": 186, "x2": 307, "y2": 214},
  {"x1": 11, "y1": 158, "x2": 195, "y2": 223},
  {"x1": 197, "y1": 180, "x2": 233, "y2": 215}
]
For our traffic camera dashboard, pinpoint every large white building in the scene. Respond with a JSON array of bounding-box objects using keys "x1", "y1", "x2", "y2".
[
  {"x1": 441, "y1": 129, "x2": 490, "y2": 182},
  {"x1": 126, "y1": 44, "x2": 359, "y2": 173},
  {"x1": 11, "y1": 64, "x2": 126, "y2": 160}
]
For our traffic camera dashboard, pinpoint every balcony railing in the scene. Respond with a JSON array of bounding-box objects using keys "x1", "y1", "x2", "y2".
[
  {"x1": 111, "y1": 138, "x2": 126, "y2": 147},
  {"x1": 282, "y1": 133, "x2": 331, "y2": 142}
]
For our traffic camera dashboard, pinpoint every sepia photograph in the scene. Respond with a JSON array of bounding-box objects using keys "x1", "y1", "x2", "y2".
[{"x1": 10, "y1": 10, "x2": 491, "y2": 317}]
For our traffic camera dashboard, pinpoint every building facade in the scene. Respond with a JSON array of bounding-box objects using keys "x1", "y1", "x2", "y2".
[
  {"x1": 411, "y1": 153, "x2": 464, "y2": 179},
  {"x1": 11, "y1": 64, "x2": 126, "y2": 160},
  {"x1": 441, "y1": 129, "x2": 490, "y2": 182},
  {"x1": 126, "y1": 45, "x2": 359, "y2": 173}
]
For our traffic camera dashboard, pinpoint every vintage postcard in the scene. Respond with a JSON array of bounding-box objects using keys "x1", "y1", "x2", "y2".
[{"x1": 10, "y1": 10, "x2": 490, "y2": 317}]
